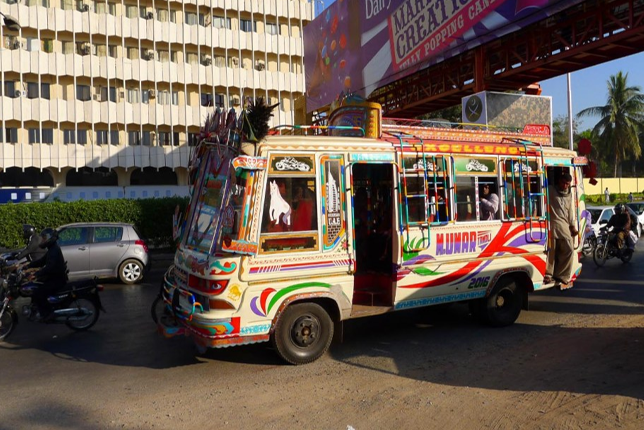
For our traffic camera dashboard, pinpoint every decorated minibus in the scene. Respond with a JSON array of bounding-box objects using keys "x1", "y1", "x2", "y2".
[{"x1": 157, "y1": 98, "x2": 588, "y2": 364}]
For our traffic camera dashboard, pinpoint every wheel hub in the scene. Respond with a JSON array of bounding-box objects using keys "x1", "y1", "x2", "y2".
[{"x1": 291, "y1": 315, "x2": 319, "y2": 347}]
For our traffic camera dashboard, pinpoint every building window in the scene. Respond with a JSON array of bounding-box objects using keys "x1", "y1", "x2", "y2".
[
  {"x1": 141, "y1": 89, "x2": 150, "y2": 104},
  {"x1": 158, "y1": 9, "x2": 169, "y2": 22},
  {"x1": 188, "y1": 133, "x2": 199, "y2": 146},
  {"x1": 27, "y1": 82, "x2": 39, "y2": 99},
  {"x1": 158, "y1": 131, "x2": 170, "y2": 146},
  {"x1": 214, "y1": 56, "x2": 226, "y2": 67},
  {"x1": 158, "y1": 90, "x2": 169, "y2": 105},
  {"x1": 127, "y1": 88, "x2": 139, "y2": 103},
  {"x1": 199, "y1": 14, "x2": 208, "y2": 27},
  {"x1": 108, "y1": 45, "x2": 117, "y2": 58},
  {"x1": 62, "y1": 41, "x2": 74, "y2": 54},
  {"x1": 128, "y1": 131, "x2": 140, "y2": 146},
  {"x1": 96, "y1": 44, "x2": 107, "y2": 57},
  {"x1": 127, "y1": 47, "x2": 139, "y2": 60},
  {"x1": 240, "y1": 19, "x2": 256, "y2": 33},
  {"x1": 171, "y1": 51, "x2": 178, "y2": 63},
  {"x1": 100, "y1": 86, "x2": 117, "y2": 102},
  {"x1": 172, "y1": 91, "x2": 178, "y2": 106},
  {"x1": 93, "y1": 1, "x2": 105, "y2": 14},
  {"x1": 3, "y1": 81, "x2": 17, "y2": 98},
  {"x1": 63, "y1": 129, "x2": 76, "y2": 144},
  {"x1": 228, "y1": 57, "x2": 239, "y2": 68},
  {"x1": 212, "y1": 16, "x2": 231, "y2": 29},
  {"x1": 126, "y1": 5, "x2": 137, "y2": 18},
  {"x1": 186, "y1": 52, "x2": 198, "y2": 65},
  {"x1": 28, "y1": 128, "x2": 40, "y2": 144},
  {"x1": 96, "y1": 130, "x2": 119, "y2": 145},
  {"x1": 42, "y1": 128, "x2": 54, "y2": 144},
  {"x1": 142, "y1": 131, "x2": 152, "y2": 146},
  {"x1": 201, "y1": 93, "x2": 213, "y2": 107},
  {"x1": 139, "y1": 6, "x2": 148, "y2": 19},
  {"x1": 77, "y1": 130, "x2": 88, "y2": 145},
  {"x1": 170, "y1": 10, "x2": 176, "y2": 23},
  {"x1": 108, "y1": 2, "x2": 116, "y2": 15},
  {"x1": 4, "y1": 128, "x2": 18, "y2": 144},
  {"x1": 61, "y1": 0, "x2": 74, "y2": 10},
  {"x1": 41, "y1": 83, "x2": 50, "y2": 100},
  {"x1": 159, "y1": 50, "x2": 169, "y2": 62},
  {"x1": 41, "y1": 39, "x2": 54, "y2": 53},
  {"x1": 76, "y1": 84, "x2": 91, "y2": 101},
  {"x1": 141, "y1": 49, "x2": 154, "y2": 61},
  {"x1": 185, "y1": 12, "x2": 197, "y2": 26},
  {"x1": 172, "y1": 132, "x2": 180, "y2": 146},
  {"x1": 266, "y1": 22, "x2": 280, "y2": 35},
  {"x1": 215, "y1": 94, "x2": 224, "y2": 108},
  {"x1": 97, "y1": 130, "x2": 108, "y2": 145}
]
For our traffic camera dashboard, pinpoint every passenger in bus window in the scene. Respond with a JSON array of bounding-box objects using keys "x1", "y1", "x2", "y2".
[
  {"x1": 545, "y1": 173, "x2": 578, "y2": 287},
  {"x1": 479, "y1": 183, "x2": 499, "y2": 220},
  {"x1": 291, "y1": 185, "x2": 314, "y2": 231}
]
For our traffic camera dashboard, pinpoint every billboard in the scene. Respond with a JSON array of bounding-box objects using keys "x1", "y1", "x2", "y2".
[
  {"x1": 462, "y1": 91, "x2": 552, "y2": 144},
  {"x1": 304, "y1": 0, "x2": 583, "y2": 112}
]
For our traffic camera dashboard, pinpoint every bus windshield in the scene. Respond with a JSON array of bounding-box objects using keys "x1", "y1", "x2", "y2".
[{"x1": 183, "y1": 145, "x2": 236, "y2": 254}]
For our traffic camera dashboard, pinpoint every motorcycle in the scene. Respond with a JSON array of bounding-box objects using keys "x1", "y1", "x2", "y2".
[
  {"x1": 593, "y1": 225, "x2": 634, "y2": 267},
  {"x1": 582, "y1": 229, "x2": 597, "y2": 258},
  {"x1": 0, "y1": 262, "x2": 105, "y2": 341}
]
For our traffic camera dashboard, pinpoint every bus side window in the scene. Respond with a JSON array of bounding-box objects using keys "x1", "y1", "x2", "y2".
[{"x1": 503, "y1": 159, "x2": 542, "y2": 219}]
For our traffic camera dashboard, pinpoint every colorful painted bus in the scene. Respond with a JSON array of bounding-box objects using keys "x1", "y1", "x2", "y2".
[{"x1": 158, "y1": 100, "x2": 588, "y2": 364}]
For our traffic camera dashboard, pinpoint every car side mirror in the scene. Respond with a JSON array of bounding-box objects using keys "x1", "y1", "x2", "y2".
[{"x1": 599, "y1": 220, "x2": 608, "y2": 225}]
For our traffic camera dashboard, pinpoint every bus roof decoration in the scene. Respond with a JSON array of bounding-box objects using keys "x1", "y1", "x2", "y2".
[
  {"x1": 238, "y1": 97, "x2": 279, "y2": 155},
  {"x1": 328, "y1": 92, "x2": 381, "y2": 138}
]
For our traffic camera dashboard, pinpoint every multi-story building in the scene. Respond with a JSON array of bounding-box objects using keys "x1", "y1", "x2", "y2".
[{"x1": 0, "y1": 0, "x2": 312, "y2": 201}]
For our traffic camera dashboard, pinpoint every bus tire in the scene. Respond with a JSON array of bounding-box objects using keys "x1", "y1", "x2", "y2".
[
  {"x1": 483, "y1": 277, "x2": 525, "y2": 327},
  {"x1": 271, "y1": 302, "x2": 334, "y2": 365}
]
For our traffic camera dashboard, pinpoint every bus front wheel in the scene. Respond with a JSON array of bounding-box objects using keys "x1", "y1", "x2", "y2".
[
  {"x1": 272, "y1": 302, "x2": 334, "y2": 365},
  {"x1": 483, "y1": 277, "x2": 525, "y2": 327}
]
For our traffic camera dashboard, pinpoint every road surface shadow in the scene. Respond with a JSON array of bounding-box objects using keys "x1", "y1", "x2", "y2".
[{"x1": 329, "y1": 302, "x2": 644, "y2": 400}]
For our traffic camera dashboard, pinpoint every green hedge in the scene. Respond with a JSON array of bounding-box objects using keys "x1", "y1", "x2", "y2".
[
  {"x1": 0, "y1": 197, "x2": 189, "y2": 249},
  {"x1": 584, "y1": 193, "x2": 641, "y2": 205}
]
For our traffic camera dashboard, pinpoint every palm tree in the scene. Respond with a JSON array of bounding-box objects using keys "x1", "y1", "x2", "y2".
[{"x1": 577, "y1": 71, "x2": 644, "y2": 177}]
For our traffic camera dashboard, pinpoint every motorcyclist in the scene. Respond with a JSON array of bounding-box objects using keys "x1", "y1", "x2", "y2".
[
  {"x1": 25, "y1": 228, "x2": 68, "y2": 321},
  {"x1": 606, "y1": 204, "x2": 631, "y2": 250},
  {"x1": 14, "y1": 224, "x2": 47, "y2": 262}
]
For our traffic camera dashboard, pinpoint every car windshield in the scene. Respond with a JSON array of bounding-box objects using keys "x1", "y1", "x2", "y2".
[
  {"x1": 183, "y1": 145, "x2": 236, "y2": 254},
  {"x1": 588, "y1": 209, "x2": 602, "y2": 224},
  {"x1": 627, "y1": 203, "x2": 644, "y2": 214}
]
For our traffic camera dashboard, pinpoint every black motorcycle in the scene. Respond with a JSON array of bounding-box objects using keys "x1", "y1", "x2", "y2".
[
  {"x1": 0, "y1": 263, "x2": 105, "y2": 341},
  {"x1": 593, "y1": 225, "x2": 634, "y2": 267},
  {"x1": 582, "y1": 230, "x2": 597, "y2": 258}
]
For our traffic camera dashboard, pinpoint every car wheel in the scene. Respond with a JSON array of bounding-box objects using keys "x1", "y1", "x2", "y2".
[
  {"x1": 482, "y1": 277, "x2": 525, "y2": 327},
  {"x1": 271, "y1": 302, "x2": 334, "y2": 365},
  {"x1": 119, "y1": 259, "x2": 144, "y2": 284}
]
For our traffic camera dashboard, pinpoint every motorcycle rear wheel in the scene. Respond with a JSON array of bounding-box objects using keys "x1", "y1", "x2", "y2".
[
  {"x1": 0, "y1": 308, "x2": 17, "y2": 341},
  {"x1": 621, "y1": 249, "x2": 634, "y2": 263},
  {"x1": 65, "y1": 298, "x2": 99, "y2": 331},
  {"x1": 593, "y1": 244, "x2": 608, "y2": 267}
]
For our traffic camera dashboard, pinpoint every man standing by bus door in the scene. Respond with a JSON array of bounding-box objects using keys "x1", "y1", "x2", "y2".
[{"x1": 545, "y1": 173, "x2": 578, "y2": 289}]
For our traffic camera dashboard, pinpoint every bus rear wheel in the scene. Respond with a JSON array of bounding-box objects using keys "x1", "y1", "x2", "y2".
[
  {"x1": 272, "y1": 302, "x2": 334, "y2": 365},
  {"x1": 482, "y1": 277, "x2": 525, "y2": 327}
]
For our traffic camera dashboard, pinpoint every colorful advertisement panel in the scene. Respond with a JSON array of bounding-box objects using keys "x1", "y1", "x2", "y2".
[{"x1": 304, "y1": 0, "x2": 583, "y2": 112}]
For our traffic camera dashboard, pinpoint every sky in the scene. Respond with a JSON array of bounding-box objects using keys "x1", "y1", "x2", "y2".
[{"x1": 540, "y1": 51, "x2": 644, "y2": 131}]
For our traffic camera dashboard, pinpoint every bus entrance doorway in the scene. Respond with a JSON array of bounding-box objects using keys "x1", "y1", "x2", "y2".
[{"x1": 352, "y1": 163, "x2": 395, "y2": 306}]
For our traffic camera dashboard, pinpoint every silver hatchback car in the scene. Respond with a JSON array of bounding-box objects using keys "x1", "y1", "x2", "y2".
[{"x1": 56, "y1": 222, "x2": 149, "y2": 284}]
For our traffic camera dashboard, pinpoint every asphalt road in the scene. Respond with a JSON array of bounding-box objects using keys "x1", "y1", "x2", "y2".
[{"x1": 1, "y1": 251, "x2": 643, "y2": 429}]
